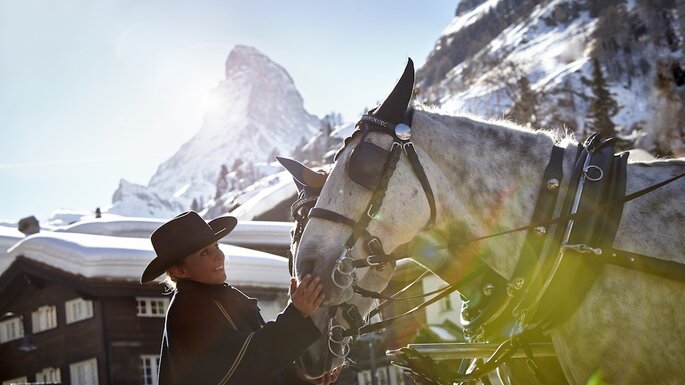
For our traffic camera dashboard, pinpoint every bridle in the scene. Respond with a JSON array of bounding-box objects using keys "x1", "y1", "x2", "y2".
[
  {"x1": 308, "y1": 110, "x2": 437, "y2": 290},
  {"x1": 291, "y1": 110, "x2": 445, "y2": 360}
]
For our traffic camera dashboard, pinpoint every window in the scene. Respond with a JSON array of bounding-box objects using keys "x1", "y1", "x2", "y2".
[
  {"x1": 70, "y1": 358, "x2": 98, "y2": 385},
  {"x1": 36, "y1": 367, "x2": 61, "y2": 383},
  {"x1": 136, "y1": 297, "x2": 169, "y2": 317},
  {"x1": 2, "y1": 377, "x2": 28, "y2": 385},
  {"x1": 65, "y1": 298, "x2": 94, "y2": 324},
  {"x1": 0, "y1": 316, "x2": 24, "y2": 343},
  {"x1": 32, "y1": 305, "x2": 57, "y2": 333},
  {"x1": 140, "y1": 355, "x2": 161, "y2": 385},
  {"x1": 439, "y1": 294, "x2": 453, "y2": 312}
]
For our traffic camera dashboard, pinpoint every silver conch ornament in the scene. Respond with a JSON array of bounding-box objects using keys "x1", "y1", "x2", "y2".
[{"x1": 394, "y1": 123, "x2": 412, "y2": 140}]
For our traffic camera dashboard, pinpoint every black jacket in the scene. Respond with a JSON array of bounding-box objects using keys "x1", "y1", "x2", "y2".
[{"x1": 158, "y1": 280, "x2": 320, "y2": 385}]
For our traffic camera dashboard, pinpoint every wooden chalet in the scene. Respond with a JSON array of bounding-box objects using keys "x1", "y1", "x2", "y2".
[{"x1": 0, "y1": 226, "x2": 292, "y2": 385}]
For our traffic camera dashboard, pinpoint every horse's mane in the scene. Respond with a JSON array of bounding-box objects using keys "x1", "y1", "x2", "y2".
[
  {"x1": 334, "y1": 106, "x2": 576, "y2": 161},
  {"x1": 417, "y1": 105, "x2": 574, "y2": 144}
]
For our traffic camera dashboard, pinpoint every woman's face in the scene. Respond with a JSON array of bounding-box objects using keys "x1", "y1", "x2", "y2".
[{"x1": 173, "y1": 242, "x2": 227, "y2": 284}]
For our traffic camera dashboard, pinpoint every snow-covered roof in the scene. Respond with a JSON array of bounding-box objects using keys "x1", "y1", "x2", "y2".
[
  {"x1": 0, "y1": 225, "x2": 24, "y2": 272},
  {"x1": 57, "y1": 216, "x2": 164, "y2": 237},
  {"x1": 626, "y1": 149, "x2": 656, "y2": 162},
  {"x1": 229, "y1": 172, "x2": 297, "y2": 220},
  {"x1": 428, "y1": 325, "x2": 460, "y2": 342},
  {"x1": 5, "y1": 231, "x2": 290, "y2": 288},
  {"x1": 55, "y1": 217, "x2": 293, "y2": 247}
]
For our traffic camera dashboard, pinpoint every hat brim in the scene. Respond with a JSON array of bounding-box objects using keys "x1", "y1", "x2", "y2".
[{"x1": 140, "y1": 216, "x2": 238, "y2": 284}]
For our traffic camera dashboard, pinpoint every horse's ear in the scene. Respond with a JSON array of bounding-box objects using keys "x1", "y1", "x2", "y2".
[
  {"x1": 374, "y1": 58, "x2": 414, "y2": 124},
  {"x1": 275, "y1": 157, "x2": 327, "y2": 191}
]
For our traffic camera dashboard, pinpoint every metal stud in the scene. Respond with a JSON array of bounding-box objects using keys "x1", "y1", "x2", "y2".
[
  {"x1": 483, "y1": 283, "x2": 495, "y2": 296},
  {"x1": 547, "y1": 178, "x2": 560, "y2": 191},
  {"x1": 533, "y1": 226, "x2": 547, "y2": 237},
  {"x1": 394, "y1": 123, "x2": 412, "y2": 140},
  {"x1": 506, "y1": 277, "x2": 525, "y2": 298}
]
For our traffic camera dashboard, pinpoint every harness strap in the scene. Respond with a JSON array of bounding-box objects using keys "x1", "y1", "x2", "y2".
[
  {"x1": 595, "y1": 247, "x2": 685, "y2": 282},
  {"x1": 309, "y1": 207, "x2": 357, "y2": 227},
  {"x1": 404, "y1": 142, "x2": 437, "y2": 227}
]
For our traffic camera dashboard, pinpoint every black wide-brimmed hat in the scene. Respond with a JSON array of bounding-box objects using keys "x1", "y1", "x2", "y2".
[{"x1": 140, "y1": 211, "x2": 238, "y2": 284}]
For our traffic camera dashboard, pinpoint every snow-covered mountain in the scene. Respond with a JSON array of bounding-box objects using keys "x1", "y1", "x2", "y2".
[
  {"x1": 107, "y1": 45, "x2": 320, "y2": 218},
  {"x1": 416, "y1": 0, "x2": 685, "y2": 156},
  {"x1": 89, "y1": 2, "x2": 684, "y2": 224}
]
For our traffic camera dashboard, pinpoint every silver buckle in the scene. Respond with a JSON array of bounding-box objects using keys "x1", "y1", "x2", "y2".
[
  {"x1": 366, "y1": 255, "x2": 382, "y2": 266},
  {"x1": 331, "y1": 250, "x2": 355, "y2": 289},
  {"x1": 583, "y1": 165, "x2": 603, "y2": 182},
  {"x1": 328, "y1": 321, "x2": 351, "y2": 358}
]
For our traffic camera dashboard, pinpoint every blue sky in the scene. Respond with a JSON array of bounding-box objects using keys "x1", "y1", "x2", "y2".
[{"x1": 0, "y1": 0, "x2": 456, "y2": 222}]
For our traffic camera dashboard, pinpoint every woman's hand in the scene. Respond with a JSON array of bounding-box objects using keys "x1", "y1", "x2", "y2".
[{"x1": 290, "y1": 274, "x2": 325, "y2": 317}]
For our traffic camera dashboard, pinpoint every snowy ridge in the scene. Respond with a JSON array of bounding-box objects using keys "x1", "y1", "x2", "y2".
[{"x1": 442, "y1": 0, "x2": 502, "y2": 36}]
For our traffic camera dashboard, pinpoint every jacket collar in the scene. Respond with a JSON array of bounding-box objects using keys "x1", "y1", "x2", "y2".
[{"x1": 177, "y1": 279, "x2": 231, "y2": 294}]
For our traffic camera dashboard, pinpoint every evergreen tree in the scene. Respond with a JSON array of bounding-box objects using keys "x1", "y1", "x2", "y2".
[
  {"x1": 508, "y1": 75, "x2": 540, "y2": 130},
  {"x1": 587, "y1": 58, "x2": 619, "y2": 140},
  {"x1": 214, "y1": 164, "x2": 229, "y2": 200},
  {"x1": 268, "y1": 148, "x2": 280, "y2": 163},
  {"x1": 190, "y1": 198, "x2": 199, "y2": 212}
]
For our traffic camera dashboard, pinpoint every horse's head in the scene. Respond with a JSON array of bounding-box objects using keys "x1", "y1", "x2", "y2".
[
  {"x1": 276, "y1": 156, "x2": 328, "y2": 267},
  {"x1": 290, "y1": 59, "x2": 437, "y2": 377}
]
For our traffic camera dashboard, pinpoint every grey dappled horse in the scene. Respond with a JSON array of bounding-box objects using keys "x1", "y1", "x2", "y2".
[{"x1": 292, "y1": 61, "x2": 685, "y2": 384}]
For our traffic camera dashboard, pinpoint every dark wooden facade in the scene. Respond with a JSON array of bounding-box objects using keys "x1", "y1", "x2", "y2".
[
  {"x1": 0, "y1": 256, "x2": 284, "y2": 385},
  {"x1": 0, "y1": 257, "x2": 167, "y2": 384}
]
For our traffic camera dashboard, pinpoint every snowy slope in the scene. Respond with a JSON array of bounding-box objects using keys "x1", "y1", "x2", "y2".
[{"x1": 417, "y1": 0, "x2": 685, "y2": 155}]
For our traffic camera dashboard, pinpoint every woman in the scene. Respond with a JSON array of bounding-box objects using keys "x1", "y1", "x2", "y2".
[{"x1": 141, "y1": 211, "x2": 340, "y2": 385}]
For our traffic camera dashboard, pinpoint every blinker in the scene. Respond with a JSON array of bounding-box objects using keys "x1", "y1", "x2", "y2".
[
  {"x1": 394, "y1": 123, "x2": 412, "y2": 140},
  {"x1": 348, "y1": 141, "x2": 391, "y2": 190}
]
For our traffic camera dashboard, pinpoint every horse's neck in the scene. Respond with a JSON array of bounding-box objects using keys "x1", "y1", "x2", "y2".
[{"x1": 413, "y1": 111, "x2": 571, "y2": 280}]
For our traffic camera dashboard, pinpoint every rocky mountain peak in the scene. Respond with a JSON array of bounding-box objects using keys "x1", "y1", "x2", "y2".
[{"x1": 107, "y1": 45, "x2": 320, "y2": 218}]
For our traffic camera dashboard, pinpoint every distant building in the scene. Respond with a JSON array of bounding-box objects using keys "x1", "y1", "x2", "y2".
[
  {"x1": 17, "y1": 216, "x2": 40, "y2": 236},
  {"x1": 0, "y1": 227, "x2": 291, "y2": 385}
]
